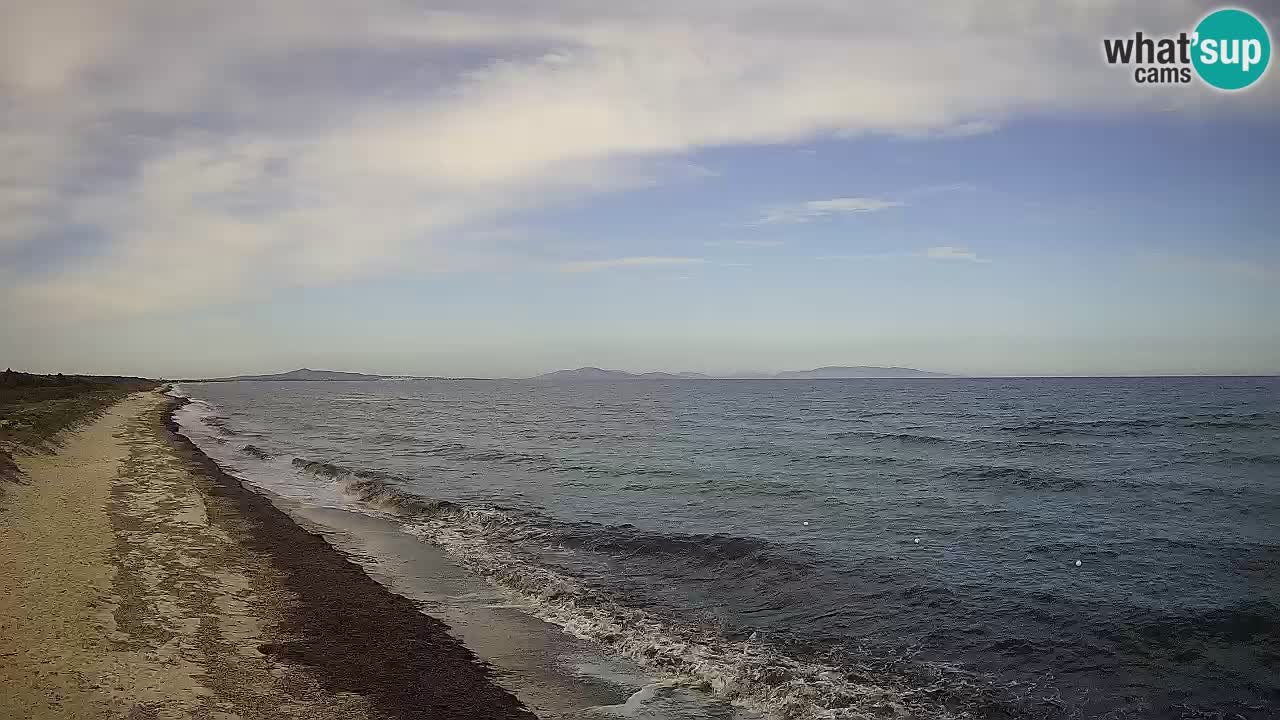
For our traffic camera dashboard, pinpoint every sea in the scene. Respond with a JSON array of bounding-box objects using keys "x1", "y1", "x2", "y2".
[{"x1": 171, "y1": 377, "x2": 1279, "y2": 720}]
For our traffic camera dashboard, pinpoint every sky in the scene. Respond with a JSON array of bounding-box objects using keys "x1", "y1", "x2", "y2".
[{"x1": 2, "y1": 1, "x2": 1278, "y2": 378}]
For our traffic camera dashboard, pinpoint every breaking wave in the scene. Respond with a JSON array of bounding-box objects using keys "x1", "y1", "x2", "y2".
[
  {"x1": 286, "y1": 455, "x2": 1026, "y2": 720},
  {"x1": 292, "y1": 458, "x2": 461, "y2": 517},
  {"x1": 201, "y1": 414, "x2": 238, "y2": 435},
  {"x1": 170, "y1": 377, "x2": 1280, "y2": 720},
  {"x1": 240, "y1": 444, "x2": 273, "y2": 460}
]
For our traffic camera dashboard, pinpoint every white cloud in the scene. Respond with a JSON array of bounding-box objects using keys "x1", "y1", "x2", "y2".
[
  {"x1": 752, "y1": 197, "x2": 904, "y2": 225},
  {"x1": 923, "y1": 246, "x2": 991, "y2": 263},
  {"x1": 558, "y1": 256, "x2": 706, "y2": 273},
  {"x1": 1, "y1": 0, "x2": 1271, "y2": 317},
  {"x1": 900, "y1": 119, "x2": 1000, "y2": 139}
]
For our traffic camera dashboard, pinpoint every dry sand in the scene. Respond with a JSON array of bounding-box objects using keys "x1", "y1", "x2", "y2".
[{"x1": 0, "y1": 391, "x2": 533, "y2": 720}]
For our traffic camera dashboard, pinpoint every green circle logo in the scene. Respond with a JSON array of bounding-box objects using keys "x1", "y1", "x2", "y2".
[{"x1": 1192, "y1": 8, "x2": 1271, "y2": 90}]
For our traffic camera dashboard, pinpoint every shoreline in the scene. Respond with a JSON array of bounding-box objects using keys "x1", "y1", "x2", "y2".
[
  {"x1": 1, "y1": 390, "x2": 535, "y2": 719},
  {"x1": 161, "y1": 394, "x2": 538, "y2": 720},
  {"x1": 169, "y1": 390, "x2": 690, "y2": 719}
]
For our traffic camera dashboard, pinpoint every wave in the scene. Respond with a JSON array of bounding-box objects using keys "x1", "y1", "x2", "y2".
[
  {"x1": 383, "y1": 440, "x2": 693, "y2": 479},
  {"x1": 291, "y1": 458, "x2": 461, "y2": 517},
  {"x1": 1175, "y1": 450, "x2": 1280, "y2": 467},
  {"x1": 202, "y1": 414, "x2": 238, "y2": 435},
  {"x1": 1181, "y1": 419, "x2": 1264, "y2": 429},
  {"x1": 1241, "y1": 453, "x2": 1280, "y2": 465},
  {"x1": 180, "y1": 399, "x2": 256, "y2": 444},
  {"x1": 1000, "y1": 413, "x2": 1277, "y2": 436},
  {"x1": 284, "y1": 455, "x2": 1024, "y2": 718},
  {"x1": 826, "y1": 430, "x2": 1089, "y2": 452},
  {"x1": 830, "y1": 430, "x2": 948, "y2": 444},
  {"x1": 370, "y1": 432, "x2": 423, "y2": 444},
  {"x1": 554, "y1": 526, "x2": 810, "y2": 570},
  {"x1": 942, "y1": 465, "x2": 1086, "y2": 491},
  {"x1": 290, "y1": 457, "x2": 797, "y2": 567},
  {"x1": 403, "y1": 512, "x2": 1019, "y2": 720},
  {"x1": 240, "y1": 444, "x2": 273, "y2": 460},
  {"x1": 1094, "y1": 600, "x2": 1280, "y2": 668},
  {"x1": 171, "y1": 382, "x2": 1280, "y2": 719},
  {"x1": 815, "y1": 453, "x2": 901, "y2": 464}
]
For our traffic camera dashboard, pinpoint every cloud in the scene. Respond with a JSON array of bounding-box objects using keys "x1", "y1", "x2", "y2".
[
  {"x1": 752, "y1": 197, "x2": 903, "y2": 225},
  {"x1": 923, "y1": 246, "x2": 991, "y2": 263},
  {"x1": 1, "y1": 0, "x2": 1271, "y2": 317},
  {"x1": 558, "y1": 256, "x2": 706, "y2": 273},
  {"x1": 899, "y1": 119, "x2": 1000, "y2": 139}
]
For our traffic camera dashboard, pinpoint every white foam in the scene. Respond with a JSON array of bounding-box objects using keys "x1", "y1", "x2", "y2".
[
  {"x1": 170, "y1": 391, "x2": 984, "y2": 720},
  {"x1": 404, "y1": 516, "x2": 972, "y2": 720},
  {"x1": 172, "y1": 400, "x2": 354, "y2": 511},
  {"x1": 590, "y1": 681, "x2": 664, "y2": 716}
]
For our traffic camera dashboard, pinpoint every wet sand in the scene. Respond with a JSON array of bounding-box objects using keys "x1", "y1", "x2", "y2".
[{"x1": 0, "y1": 391, "x2": 534, "y2": 719}]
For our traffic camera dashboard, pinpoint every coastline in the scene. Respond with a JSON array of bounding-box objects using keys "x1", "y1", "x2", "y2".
[
  {"x1": 168, "y1": 389, "x2": 707, "y2": 719},
  {"x1": 0, "y1": 390, "x2": 535, "y2": 719}
]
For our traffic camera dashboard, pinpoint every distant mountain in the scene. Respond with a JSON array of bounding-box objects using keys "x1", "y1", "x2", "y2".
[
  {"x1": 195, "y1": 365, "x2": 954, "y2": 383},
  {"x1": 196, "y1": 368, "x2": 385, "y2": 382},
  {"x1": 773, "y1": 366, "x2": 952, "y2": 379},
  {"x1": 633, "y1": 370, "x2": 715, "y2": 379},
  {"x1": 533, "y1": 367, "x2": 634, "y2": 381},
  {"x1": 533, "y1": 366, "x2": 953, "y2": 381}
]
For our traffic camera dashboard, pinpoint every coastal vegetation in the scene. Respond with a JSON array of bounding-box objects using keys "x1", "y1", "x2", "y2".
[{"x1": 0, "y1": 369, "x2": 156, "y2": 486}]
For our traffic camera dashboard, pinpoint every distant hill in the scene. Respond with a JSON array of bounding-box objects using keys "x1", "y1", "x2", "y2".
[
  {"x1": 533, "y1": 366, "x2": 953, "y2": 380},
  {"x1": 637, "y1": 371, "x2": 717, "y2": 379},
  {"x1": 533, "y1": 367, "x2": 628, "y2": 381},
  {"x1": 195, "y1": 368, "x2": 385, "y2": 382},
  {"x1": 189, "y1": 365, "x2": 954, "y2": 383}
]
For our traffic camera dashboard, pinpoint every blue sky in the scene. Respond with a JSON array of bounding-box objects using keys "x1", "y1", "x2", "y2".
[{"x1": 2, "y1": 1, "x2": 1277, "y2": 377}]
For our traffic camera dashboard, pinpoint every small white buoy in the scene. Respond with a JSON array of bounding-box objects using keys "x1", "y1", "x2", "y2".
[
  {"x1": 914, "y1": 537, "x2": 920, "y2": 544},
  {"x1": 802, "y1": 521, "x2": 809, "y2": 526},
  {"x1": 1075, "y1": 559, "x2": 1082, "y2": 567}
]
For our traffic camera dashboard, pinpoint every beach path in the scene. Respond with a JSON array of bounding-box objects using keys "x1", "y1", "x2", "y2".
[
  {"x1": 0, "y1": 391, "x2": 530, "y2": 720},
  {"x1": 1, "y1": 391, "x2": 137, "y2": 716}
]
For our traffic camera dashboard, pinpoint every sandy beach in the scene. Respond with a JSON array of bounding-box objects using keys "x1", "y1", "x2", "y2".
[{"x1": 0, "y1": 391, "x2": 534, "y2": 719}]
